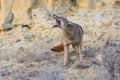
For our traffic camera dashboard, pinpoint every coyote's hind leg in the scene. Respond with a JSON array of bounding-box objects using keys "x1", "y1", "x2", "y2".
[
  {"x1": 78, "y1": 46, "x2": 83, "y2": 62},
  {"x1": 73, "y1": 43, "x2": 83, "y2": 63}
]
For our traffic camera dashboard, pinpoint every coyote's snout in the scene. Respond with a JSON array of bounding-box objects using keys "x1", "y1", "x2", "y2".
[
  {"x1": 52, "y1": 14, "x2": 84, "y2": 66},
  {"x1": 53, "y1": 14, "x2": 69, "y2": 28}
]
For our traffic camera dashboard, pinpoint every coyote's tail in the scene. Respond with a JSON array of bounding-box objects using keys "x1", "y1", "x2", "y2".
[{"x1": 51, "y1": 42, "x2": 64, "y2": 52}]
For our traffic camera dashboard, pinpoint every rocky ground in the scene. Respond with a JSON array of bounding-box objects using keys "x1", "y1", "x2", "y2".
[{"x1": 0, "y1": 0, "x2": 120, "y2": 80}]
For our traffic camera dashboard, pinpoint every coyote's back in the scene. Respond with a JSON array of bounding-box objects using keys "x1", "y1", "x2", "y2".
[{"x1": 62, "y1": 22, "x2": 83, "y2": 47}]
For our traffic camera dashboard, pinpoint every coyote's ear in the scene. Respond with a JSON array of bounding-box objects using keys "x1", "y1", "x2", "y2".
[{"x1": 53, "y1": 14, "x2": 59, "y2": 19}]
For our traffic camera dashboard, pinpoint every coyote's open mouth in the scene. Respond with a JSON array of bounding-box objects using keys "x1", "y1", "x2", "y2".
[{"x1": 53, "y1": 14, "x2": 61, "y2": 27}]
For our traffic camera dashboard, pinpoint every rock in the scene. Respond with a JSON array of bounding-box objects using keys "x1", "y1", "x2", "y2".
[
  {"x1": 112, "y1": 16, "x2": 120, "y2": 29},
  {"x1": 17, "y1": 58, "x2": 26, "y2": 63},
  {"x1": 24, "y1": 32, "x2": 35, "y2": 41},
  {"x1": 0, "y1": 0, "x2": 32, "y2": 30},
  {"x1": 15, "y1": 38, "x2": 21, "y2": 43},
  {"x1": 101, "y1": 0, "x2": 116, "y2": 6},
  {"x1": 31, "y1": 0, "x2": 53, "y2": 9},
  {"x1": 0, "y1": 0, "x2": 14, "y2": 30},
  {"x1": 32, "y1": 8, "x2": 51, "y2": 26},
  {"x1": 76, "y1": 0, "x2": 89, "y2": 8},
  {"x1": 1, "y1": 12, "x2": 13, "y2": 30},
  {"x1": 95, "y1": 1, "x2": 105, "y2": 9},
  {"x1": 21, "y1": 22, "x2": 34, "y2": 31},
  {"x1": 0, "y1": 0, "x2": 117, "y2": 31},
  {"x1": 12, "y1": 0, "x2": 32, "y2": 25},
  {"x1": 54, "y1": 7, "x2": 69, "y2": 14},
  {"x1": 0, "y1": 0, "x2": 87, "y2": 30},
  {"x1": 113, "y1": 0, "x2": 120, "y2": 9}
]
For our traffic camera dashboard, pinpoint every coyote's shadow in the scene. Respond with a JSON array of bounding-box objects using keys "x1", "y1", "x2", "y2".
[
  {"x1": 32, "y1": 47, "x2": 100, "y2": 69},
  {"x1": 67, "y1": 47, "x2": 101, "y2": 69}
]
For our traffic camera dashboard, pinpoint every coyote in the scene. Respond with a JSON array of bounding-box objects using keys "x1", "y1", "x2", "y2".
[{"x1": 52, "y1": 14, "x2": 84, "y2": 66}]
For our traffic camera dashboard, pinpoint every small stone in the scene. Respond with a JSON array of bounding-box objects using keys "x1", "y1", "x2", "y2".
[
  {"x1": 24, "y1": 32, "x2": 35, "y2": 41},
  {"x1": 1, "y1": 12, "x2": 13, "y2": 30},
  {"x1": 15, "y1": 38, "x2": 21, "y2": 42},
  {"x1": 17, "y1": 58, "x2": 26, "y2": 63}
]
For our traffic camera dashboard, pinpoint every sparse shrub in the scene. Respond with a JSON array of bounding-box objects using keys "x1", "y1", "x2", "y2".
[{"x1": 103, "y1": 41, "x2": 120, "y2": 80}]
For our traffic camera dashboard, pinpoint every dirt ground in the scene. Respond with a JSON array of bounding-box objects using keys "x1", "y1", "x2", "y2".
[{"x1": 0, "y1": 8, "x2": 120, "y2": 80}]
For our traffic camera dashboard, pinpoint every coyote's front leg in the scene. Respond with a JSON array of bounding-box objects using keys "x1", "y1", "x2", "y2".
[{"x1": 63, "y1": 41, "x2": 69, "y2": 66}]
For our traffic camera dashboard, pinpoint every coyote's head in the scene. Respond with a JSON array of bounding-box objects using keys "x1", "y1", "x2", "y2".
[{"x1": 53, "y1": 14, "x2": 69, "y2": 29}]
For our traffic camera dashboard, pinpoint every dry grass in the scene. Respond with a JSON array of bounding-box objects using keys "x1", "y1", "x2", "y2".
[{"x1": 103, "y1": 41, "x2": 120, "y2": 80}]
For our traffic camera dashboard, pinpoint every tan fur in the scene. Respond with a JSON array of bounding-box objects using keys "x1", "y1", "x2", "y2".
[{"x1": 51, "y1": 42, "x2": 64, "y2": 52}]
